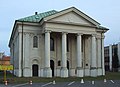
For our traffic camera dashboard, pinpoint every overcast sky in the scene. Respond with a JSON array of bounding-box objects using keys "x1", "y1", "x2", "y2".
[{"x1": 0, "y1": 0, "x2": 120, "y2": 55}]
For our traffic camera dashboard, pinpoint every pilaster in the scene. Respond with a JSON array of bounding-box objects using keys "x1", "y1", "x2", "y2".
[{"x1": 97, "y1": 37, "x2": 102, "y2": 76}]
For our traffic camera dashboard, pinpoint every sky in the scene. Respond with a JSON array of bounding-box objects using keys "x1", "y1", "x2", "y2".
[{"x1": 0, "y1": 0, "x2": 120, "y2": 55}]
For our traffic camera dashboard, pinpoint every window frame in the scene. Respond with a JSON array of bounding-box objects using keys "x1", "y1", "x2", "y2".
[
  {"x1": 58, "y1": 60, "x2": 61, "y2": 66},
  {"x1": 33, "y1": 36, "x2": 38, "y2": 48}
]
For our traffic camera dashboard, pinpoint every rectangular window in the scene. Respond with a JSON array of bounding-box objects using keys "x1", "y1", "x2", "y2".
[{"x1": 33, "y1": 36, "x2": 38, "y2": 48}]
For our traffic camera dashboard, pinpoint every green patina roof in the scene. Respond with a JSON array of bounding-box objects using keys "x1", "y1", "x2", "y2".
[{"x1": 18, "y1": 10, "x2": 58, "y2": 22}]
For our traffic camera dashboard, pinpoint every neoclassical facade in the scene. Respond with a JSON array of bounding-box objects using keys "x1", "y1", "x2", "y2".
[{"x1": 9, "y1": 7, "x2": 108, "y2": 77}]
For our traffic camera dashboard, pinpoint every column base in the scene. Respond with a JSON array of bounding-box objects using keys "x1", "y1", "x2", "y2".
[
  {"x1": 97, "y1": 68, "x2": 102, "y2": 76},
  {"x1": 70, "y1": 68, "x2": 75, "y2": 77},
  {"x1": 40, "y1": 68, "x2": 44, "y2": 77},
  {"x1": 44, "y1": 67, "x2": 52, "y2": 77},
  {"x1": 14, "y1": 69, "x2": 21, "y2": 77},
  {"x1": 90, "y1": 68, "x2": 97, "y2": 77},
  {"x1": 18, "y1": 69, "x2": 22, "y2": 77},
  {"x1": 84, "y1": 69, "x2": 90, "y2": 76},
  {"x1": 23, "y1": 68, "x2": 31, "y2": 77},
  {"x1": 102, "y1": 68, "x2": 105, "y2": 75},
  {"x1": 76, "y1": 67, "x2": 84, "y2": 77},
  {"x1": 60, "y1": 67, "x2": 68, "y2": 77},
  {"x1": 56, "y1": 68, "x2": 60, "y2": 77}
]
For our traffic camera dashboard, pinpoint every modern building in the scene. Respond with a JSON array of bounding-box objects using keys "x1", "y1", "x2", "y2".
[
  {"x1": 0, "y1": 56, "x2": 10, "y2": 65},
  {"x1": 0, "y1": 52, "x2": 11, "y2": 66},
  {"x1": 9, "y1": 7, "x2": 108, "y2": 77},
  {"x1": 104, "y1": 43, "x2": 120, "y2": 71}
]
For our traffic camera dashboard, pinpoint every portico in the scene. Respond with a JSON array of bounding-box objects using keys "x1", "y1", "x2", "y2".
[{"x1": 42, "y1": 29, "x2": 106, "y2": 77}]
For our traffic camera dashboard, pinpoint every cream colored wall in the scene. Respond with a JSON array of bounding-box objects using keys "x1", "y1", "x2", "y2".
[
  {"x1": 83, "y1": 36, "x2": 91, "y2": 69},
  {"x1": 69, "y1": 34, "x2": 77, "y2": 69},
  {"x1": 10, "y1": 29, "x2": 20, "y2": 76},
  {"x1": 10, "y1": 24, "x2": 44, "y2": 77},
  {"x1": 50, "y1": 33, "x2": 61, "y2": 70}
]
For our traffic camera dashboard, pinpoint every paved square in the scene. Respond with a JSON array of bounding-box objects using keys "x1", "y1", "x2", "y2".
[{"x1": 0, "y1": 80, "x2": 120, "y2": 87}]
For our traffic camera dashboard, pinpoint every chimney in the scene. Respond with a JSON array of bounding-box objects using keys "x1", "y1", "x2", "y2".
[{"x1": 35, "y1": 12, "x2": 38, "y2": 15}]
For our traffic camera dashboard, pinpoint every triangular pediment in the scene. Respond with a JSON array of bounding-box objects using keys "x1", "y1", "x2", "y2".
[
  {"x1": 49, "y1": 11, "x2": 94, "y2": 25},
  {"x1": 44, "y1": 7, "x2": 100, "y2": 26}
]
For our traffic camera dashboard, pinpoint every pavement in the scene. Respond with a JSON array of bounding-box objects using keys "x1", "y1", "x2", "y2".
[{"x1": 0, "y1": 80, "x2": 120, "y2": 87}]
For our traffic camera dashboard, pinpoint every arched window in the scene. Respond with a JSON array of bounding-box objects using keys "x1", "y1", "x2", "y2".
[
  {"x1": 50, "y1": 38, "x2": 54, "y2": 51},
  {"x1": 58, "y1": 60, "x2": 61, "y2": 66},
  {"x1": 33, "y1": 36, "x2": 38, "y2": 48}
]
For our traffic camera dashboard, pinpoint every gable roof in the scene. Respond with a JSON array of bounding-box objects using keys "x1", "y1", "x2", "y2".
[
  {"x1": 18, "y1": 10, "x2": 58, "y2": 22},
  {"x1": 43, "y1": 7, "x2": 100, "y2": 26},
  {"x1": 17, "y1": 7, "x2": 100, "y2": 26},
  {"x1": 9, "y1": 7, "x2": 109, "y2": 47}
]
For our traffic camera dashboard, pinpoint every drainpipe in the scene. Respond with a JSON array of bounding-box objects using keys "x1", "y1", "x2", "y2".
[
  {"x1": 21, "y1": 21, "x2": 23, "y2": 77},
  {"x1": 13, "y1": 43, "x2": 14, "y2": 75},
  {"x1": 101, "y1": 32, "x2": 102, "y2": 71}
]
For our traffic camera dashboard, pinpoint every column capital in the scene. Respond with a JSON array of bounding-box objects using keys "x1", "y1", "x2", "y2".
[
  {"x1": 101, "y1": 35, "x2": 105, "y2": 39},
  {"x1": 92, "y1": 34, "x2": 97, "y2": 37},
  {"x1": 62, "y1": 32, "x2": 68, "y2": 35},
  {"x1": 44, "y1": 30, "x2": 51, "y2": 33},
  {"x1": 96, "y1": 35, "x2": 101, "y2": 39},
  {"x1": 95, "y1": 35, "x2": 105, "y2": 39},
  {"x1": 77, "y1": 33, "x2": 83, "y2": 36}
]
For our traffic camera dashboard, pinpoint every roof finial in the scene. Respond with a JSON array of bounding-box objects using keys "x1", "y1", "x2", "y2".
[{"x1": 35, "y1": 12, "x2": 38, "y2": 15}]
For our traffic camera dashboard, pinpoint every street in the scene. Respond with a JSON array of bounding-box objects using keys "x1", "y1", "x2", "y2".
[{"x1": 0, "y1": 80, "x2": 120, "y2": 87}]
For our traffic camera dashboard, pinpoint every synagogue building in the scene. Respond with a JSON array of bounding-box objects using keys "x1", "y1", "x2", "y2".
[{"x1": 9, "y1": 7, "x2": 108, "y2": 77}]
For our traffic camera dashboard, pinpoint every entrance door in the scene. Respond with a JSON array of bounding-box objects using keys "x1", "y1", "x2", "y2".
[
  {"x1": 32, "y1": 64, "x2": 38, "y2": 76},
  {"x1": 50, "y1": 60, "x2": 54, "y2": 76}
]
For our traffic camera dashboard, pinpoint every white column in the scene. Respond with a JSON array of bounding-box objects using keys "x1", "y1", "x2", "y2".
[
  {"x1": 97, "y1": 38, "x2": 102, "y2": 75},
  {"x1": 91, "y1": 35, "x2": 97, "y2": 77},
  {"x1": 44, "y1": 30, "x2": 52, "y2": 77},
  {"x1": 102, "y1": 36, "x2": 105, "y2": 75},
  {"x1": 117, "y1": 42, "x2": 120, "y2": 71},
  {"x1": 109, "y1": 44, "x2": 112, "y2": 71},
  {"x1": 76, "y1": 33, "x2": 83, "y2": 77},
  {"x1": 60, "y1": 32, "x2": 68, "y2": 77},
  {"x1": 18, "y1": 32, "x2": 22, "y2": 77}
]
